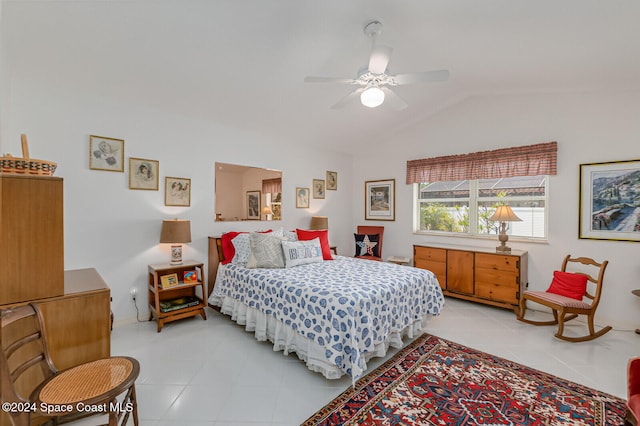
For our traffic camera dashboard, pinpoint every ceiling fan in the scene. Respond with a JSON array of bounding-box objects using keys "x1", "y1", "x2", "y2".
[{"x1": 304, "y1": 20, "x2": 449, "y2": 110}]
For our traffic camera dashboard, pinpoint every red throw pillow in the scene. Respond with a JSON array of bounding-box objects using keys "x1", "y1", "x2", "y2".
[
  {"x1": 546, "y1": 270, "x2": 588, "y2": 300},
  {"x1": 220, "y1": 232, "x2": 242, "y2": 264},
  {"x1": 296, "y1": 229, "x2": 333, "y2": 260},
  {"x1": 220, "y1": 230, "x2": 272, "y2": 264}
]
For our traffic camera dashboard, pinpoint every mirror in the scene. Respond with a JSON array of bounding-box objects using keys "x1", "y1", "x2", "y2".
[{"x1": 215, "y1": 162, "x2": 282, "y2": 222}]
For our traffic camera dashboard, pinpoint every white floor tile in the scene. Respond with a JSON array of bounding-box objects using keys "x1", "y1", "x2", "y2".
[{"x1": 110, "y1": 300, "x2": 640, "y2": 424}]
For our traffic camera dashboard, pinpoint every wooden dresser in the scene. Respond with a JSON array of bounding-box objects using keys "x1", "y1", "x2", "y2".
[
  {"x1": 414, "y1": 244, "x2": 528, "y2": 314},
  {"x1": 1, "y1": 268, "x2": 111, "y2": 426}
]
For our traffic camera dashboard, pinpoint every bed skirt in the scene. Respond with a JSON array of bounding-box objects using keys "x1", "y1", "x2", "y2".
[{"x1": 208, "y1": 294, "x2": 432, "y2": 380}]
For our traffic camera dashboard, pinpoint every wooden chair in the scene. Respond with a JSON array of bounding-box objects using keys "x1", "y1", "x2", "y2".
[
  {"x1": 626, "y1": 356, "x2": 640, "y2": 426},
  {"x1": 355, "y1": 226, "x2": 384, "y2": 261},
  {"x1": 1, "y1": 303, "x2": 140, "y2": 426},
  {"x1": 517, "y1": 255, "x2": 611, "y2": 342}
]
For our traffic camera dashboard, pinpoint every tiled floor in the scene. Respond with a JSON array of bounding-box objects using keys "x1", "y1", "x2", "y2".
[{"x1": 109, "y1": 298, "x2": 640, "y2": 425}]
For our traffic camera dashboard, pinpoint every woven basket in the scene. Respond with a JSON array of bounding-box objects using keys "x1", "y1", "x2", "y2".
[{"x1": 0, "y1": 134, "x2": 57, "y2": 176}]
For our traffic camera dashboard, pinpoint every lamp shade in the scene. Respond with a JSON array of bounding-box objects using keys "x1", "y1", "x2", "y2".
[
  {"x1": 159, "y1": 219, "x2": 192, "y2": 243},
  {"x1": 310, "y1": 216, "x2": 328, "y2": 230},
  {"x1": 262, "y1": 205, "x2": 274, "y2": 215},
  {"x1": 488, "y1": 205, "x2": 522, "y2": 222}
]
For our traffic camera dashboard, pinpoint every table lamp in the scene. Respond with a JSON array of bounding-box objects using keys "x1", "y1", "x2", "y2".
[
  {"x1": 488, "y1": 205, "x2": 521, "y2": 253},
  {"x1": 310, "y1": 216, "x2": 328, "y2": 230},
  {"x1": 262, "y1": 205, "x2": 273, "y2": 220},
  {"x1": 160, "y1": 219, "x2": 191, "y2": 264}
]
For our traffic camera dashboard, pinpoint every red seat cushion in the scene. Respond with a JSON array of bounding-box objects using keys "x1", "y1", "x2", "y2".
[
  {"x1": 546, "y1": 270, "x2": 588, "y2": 300},
  {"x1": 296, "y1": 229, "x2": 333, "y2": 260}
]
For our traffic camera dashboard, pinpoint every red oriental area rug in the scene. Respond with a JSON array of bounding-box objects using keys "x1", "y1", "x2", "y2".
[{"x1": 302, "y1": 334, "x2": 626, "y2": 425}]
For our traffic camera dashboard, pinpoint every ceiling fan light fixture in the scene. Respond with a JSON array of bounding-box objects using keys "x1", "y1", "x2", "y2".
[{"x1": 360, "y1": 86, "x2": 385, "y2": 108}]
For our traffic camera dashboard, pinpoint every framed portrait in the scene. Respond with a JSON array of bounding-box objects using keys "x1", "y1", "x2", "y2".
[
  {"x1": 326, "y1": 171, "x2": 338, "y2": 190},
  {"x1": 165, "y1": 177, "x2": 191, "y2": 206},
  {"x1": 129, "y1": 157, "x2": 159, "y2": 190},
  {"x1": 89, "y1": 135, "x2": 124, "y2": 172},
  {"x1": 365, "y1": 179, "x2": 395, "y2": 221},
  {"x1": 313, "y1": 179, "x2": 325, "y2": 199},
  {"x1": 246, "y1": 190, "x2": 261, "y2": 220},
  {"x1": 296, "y1": 187, "x2": 310, "y2": 208},
  {"x1": 579, "y1": 159, "x2": 640, "y2": 242},
  {"x1": 160, "y1": 273, "x2": 178, "y2": 289}
]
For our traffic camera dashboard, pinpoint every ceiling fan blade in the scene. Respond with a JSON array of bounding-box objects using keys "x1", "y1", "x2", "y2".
[
  {"x1": 331, "y1": 87, "x2": 365, "y2": 110},
  {"x1": 381, "y1": 86, "x2": 408, "y2": 111},
  {"x1": 368, "y1": 45, "x2": 392, "y2": 74},
  {"x1": 304, "y1": 76, "x2": 357, "y2": 84},
  {"x1": 392, "y1": 70, "x2": 450, "y2": 85}
]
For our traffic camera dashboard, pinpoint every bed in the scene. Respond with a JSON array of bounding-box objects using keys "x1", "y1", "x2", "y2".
[{"x1": 206, "y1": 233, "x2": 444, "y2": 381}]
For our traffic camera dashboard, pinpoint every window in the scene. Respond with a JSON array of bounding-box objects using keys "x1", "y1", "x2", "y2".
[{"x1": 415, "y1": 175, "x2": 548, "y2": 239}]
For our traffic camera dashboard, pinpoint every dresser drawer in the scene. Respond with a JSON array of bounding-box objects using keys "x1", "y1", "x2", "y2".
[
  {"x1": 414, "y1": 246, "x2": 447, "y2": 263},
  {"x1": 415, "y1": 259, "x2": 447, "y2": 289},
  {"x1": 475, "y1": 253, "x2": 519, "y2": 273},
  {"x1": 475, "y1": 280, "x2": 519, "y2": 304},
  {"x1": 475, "y1": 268, "x2": 519, "y2": 287}
]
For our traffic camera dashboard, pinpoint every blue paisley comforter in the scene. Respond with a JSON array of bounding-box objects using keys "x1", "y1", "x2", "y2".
[{"x1": 211, "y1": 255, "x2": 444, "y2": 379}]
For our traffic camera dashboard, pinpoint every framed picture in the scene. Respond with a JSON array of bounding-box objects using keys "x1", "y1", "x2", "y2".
[
  {"x1": 365, "y1": 179, "x2": 396, "y2": 221},
  {"x1": 313, "y1": 179, "x2": 325, "y2": 199},
  {"x1": 89, "y1": 135, "x2": 124, "y2": 172},
  {"x1": 246, "y1": 190, "x2": 261, "y2": 220},
  {"x1": 579, "y1": 159, "x2": 640, "y2": 242},
  {"x1": 326, "y1": 171, "x2": 338, "y2": 190},
  {"x1": 129, "y1": 157, "x2": 159, "y2": 190},
  {"x1": 183, "y1": 270, "x2": 198, "y2": 283},
  {"x1": 160, "y1": 273, "x2": 179, "y2": 289},
  {"x1": 165, "y1": 177, "x2": 191, "y2": 206},
  {"x1": 296, "y1": 187, "x2": 310, "y2": 208}
]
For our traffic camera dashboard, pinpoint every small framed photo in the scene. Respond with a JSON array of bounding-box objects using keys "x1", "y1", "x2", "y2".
[
  {"x1": 579, "y1": 159, "x2": 640, "y2": 242},
  {"x1": 160, "y1": 273, "x2": 179, "y2": 289},
  {"x1": 313, "y1": 179, "x2": 325, "y2": 199},
  {"x1": 326, "y1": 171, "x2": 338, "y2": 190},
  {"x1": 246, "y1": 190, "x2": 261, "y2": 220},
  {"x1": 165, "y1": 177, "x2": 191, "y2": 206},
  {"x1": 129, "y1": 158, "x2": 159, "y2": 190},
  {"x1": 89, "y1": 135, "x2": 124, "y2": 172},
  {"x1": 296, "y1": 187, "x2": 310, "y2": 208},
  {"x1": 183, "y1": 270, "x2": 198, "y2": 283},
  {"x1": 365, "y1": 179, "x2": 396, "y2": 221}
]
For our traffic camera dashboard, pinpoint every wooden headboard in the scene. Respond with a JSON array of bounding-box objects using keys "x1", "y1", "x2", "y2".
[{"x1": 207, "y1": 236, "x2": 225, "y2": 299}]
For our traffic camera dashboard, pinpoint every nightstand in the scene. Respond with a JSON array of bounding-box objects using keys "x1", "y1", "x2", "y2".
[
  {"x1": 148, "y1": 260, "x2": 207, "y2": 332},
  {"x1": 387, "y1": 256, "x2": 410, "y2": 266}
]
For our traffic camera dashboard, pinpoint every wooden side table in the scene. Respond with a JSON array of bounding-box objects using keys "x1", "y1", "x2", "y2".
[{"x1": 387, "y1": 256, "x2": 410, "y2": 266}]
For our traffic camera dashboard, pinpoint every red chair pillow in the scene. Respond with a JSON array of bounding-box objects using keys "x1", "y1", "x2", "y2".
[
  {"x1": 295, "y1": 229, "x2": 333, "y2": 260},
  {"x1": 546, "y1": 270, "x2": 588, "y2": 300}
]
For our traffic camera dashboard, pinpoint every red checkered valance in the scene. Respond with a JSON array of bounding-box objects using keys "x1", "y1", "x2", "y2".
[
  {"x1": 262, "y1": 178, "x2": 282, "y2": 193},
  {"x1": 406, "y1": 141, "x2": 557, "y2": 184}
]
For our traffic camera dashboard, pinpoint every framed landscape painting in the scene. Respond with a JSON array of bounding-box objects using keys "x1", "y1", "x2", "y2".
[
  {"x1": 579, "y1": 159, "x2": 640, "y2": 242},
  {"x1": 365, "y1": 179, "x2": 395, "y2": 221}
]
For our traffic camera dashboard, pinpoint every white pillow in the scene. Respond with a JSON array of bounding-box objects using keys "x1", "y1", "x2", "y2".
[
  {"x1": 281, "y1": 238, "x2": 323, "y2": 268},
  {"x1": 246, "y1": 233, "x2": 285, "y2": 269},
  {"x1": 231, "y1": 233, "x2": 251, "y2": 264}
]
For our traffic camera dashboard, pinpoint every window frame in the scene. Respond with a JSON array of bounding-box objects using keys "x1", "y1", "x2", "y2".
[{"x1": 413, "y1": 177, "x2": 549, "y2": 242}]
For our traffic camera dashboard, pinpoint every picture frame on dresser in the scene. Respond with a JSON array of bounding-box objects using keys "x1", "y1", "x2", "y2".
[
  {"x1": 579, "y1": 159, "x2": 640, "y2": 242},
  {"x1": 365, "y1": 179, "x2": 395, "y2": 221}
]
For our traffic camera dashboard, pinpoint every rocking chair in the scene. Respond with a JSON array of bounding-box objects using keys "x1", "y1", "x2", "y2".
[{"x1": 517, "y1": 254, "x2": 611, "y2": 342}]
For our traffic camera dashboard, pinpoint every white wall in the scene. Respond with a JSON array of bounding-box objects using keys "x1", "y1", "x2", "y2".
[
  {"x1": 353, "y1": 90, "x2": 640, "y2": 329},
  {"x1": 2, "y1": 78, "x2": 354, "y2": 323}
]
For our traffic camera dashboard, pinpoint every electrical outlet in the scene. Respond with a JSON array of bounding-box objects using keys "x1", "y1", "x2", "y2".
[{"x1": 130, "y1": 287, "x2": 137, "y2": 301}]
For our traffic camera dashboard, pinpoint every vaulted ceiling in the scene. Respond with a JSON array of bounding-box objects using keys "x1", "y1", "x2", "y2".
[{"x1": 4, "y1": 0, "x2": 640, "y2": 154}]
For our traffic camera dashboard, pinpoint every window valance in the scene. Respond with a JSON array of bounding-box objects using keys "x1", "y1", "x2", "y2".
[
  {"x1": 262, "y1": 178, "x2": 282, "y2": 193},
  {"x1": 406, "y1": 141, "x2": 557, "y2": 184}
]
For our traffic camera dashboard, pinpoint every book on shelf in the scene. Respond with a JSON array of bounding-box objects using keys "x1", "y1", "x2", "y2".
[{"x1": 159, "y1": 296, "x2": 200, "y2": 313}]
